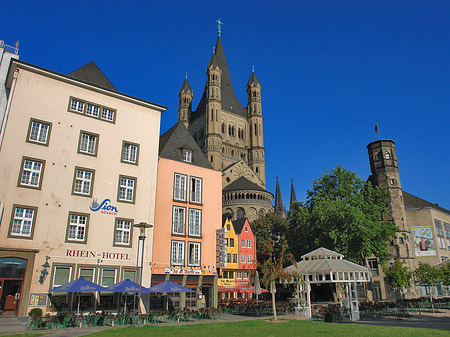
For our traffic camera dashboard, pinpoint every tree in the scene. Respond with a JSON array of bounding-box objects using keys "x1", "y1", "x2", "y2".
[
  {"x1": 383, "y1": 259, "x2": 412, "y2": 302},
  {"x1": 439, "y1": 261, "x2": 450, "y2": 296},
  {"x1": 252, "y1": 212, "x2": 289, "y2": 263},
  {"x1": 288, "y1": 166, "x2": 397, "y2": 265},
  {"x1": 413, "y1": 262, "x2": 443, "y2": 313}
]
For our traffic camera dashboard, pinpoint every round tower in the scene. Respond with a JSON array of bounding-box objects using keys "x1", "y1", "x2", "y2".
[
  {"x1": 246, "y1": 70, "x2": 265, "y2": 185},
  {"x1": 178, "y1": 76, "x2": 193, "y2": 128}
]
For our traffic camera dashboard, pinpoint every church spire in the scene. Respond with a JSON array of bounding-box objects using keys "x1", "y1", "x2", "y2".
[
  {"x1": 274, "y1": 176, "x2": 286, "y2": 218},
  {"x1": 290, "y1": 179, "x2": 297, "y2": 206},
  {"x1": 178, "y1": 76, "x2": 193, "y2": 128}
]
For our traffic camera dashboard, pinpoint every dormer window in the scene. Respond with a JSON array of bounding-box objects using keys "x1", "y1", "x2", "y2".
[{"x1": 183, "y1": 149, "x2": 192, "y2": 163}]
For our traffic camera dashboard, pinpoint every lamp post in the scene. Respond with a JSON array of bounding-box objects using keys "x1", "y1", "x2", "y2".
[{"x1": 133, "y1": 222, "x2": 153, "y2": 320}]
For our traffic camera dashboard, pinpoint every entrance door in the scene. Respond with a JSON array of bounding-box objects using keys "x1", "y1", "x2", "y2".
[{"x1": 0, "y1": 257, "x2": 27, "y2": 316}]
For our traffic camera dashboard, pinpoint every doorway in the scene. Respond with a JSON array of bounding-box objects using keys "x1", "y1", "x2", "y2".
[{"x1": 0, "y1": 257, "x2": 27, "y2": 316}]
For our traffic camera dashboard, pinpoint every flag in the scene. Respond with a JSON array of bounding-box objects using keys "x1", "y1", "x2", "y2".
[{"x1": 374, "y1": 122, "x2": 379, "y2": 134}]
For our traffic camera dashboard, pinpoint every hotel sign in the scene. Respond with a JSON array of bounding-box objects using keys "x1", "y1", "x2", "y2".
[
  {"x1": 89, "y1": 198, "x2": 119, "y2": 215},
  {"x1": 66, "y1": 249, "x2": 131, "y2": 261}
]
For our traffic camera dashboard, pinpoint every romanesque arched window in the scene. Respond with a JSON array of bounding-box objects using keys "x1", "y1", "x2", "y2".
[{"x1": 237, "y1": 208, "x2": 245, "y2": 220}]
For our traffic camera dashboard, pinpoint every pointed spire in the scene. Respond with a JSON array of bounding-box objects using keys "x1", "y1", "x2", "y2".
[
  {"x1": 274, "y1": 176, "x2": 285, "y2": 217},
  {"x1": 247, "y1": 71, "x2": 260, "y2": 88},
  {"x1": 178, "y1": 77, "x2": 192, "y2": 95},
  {"x1": 290, "y1": 179, "x2": 297, "y2": 206}
]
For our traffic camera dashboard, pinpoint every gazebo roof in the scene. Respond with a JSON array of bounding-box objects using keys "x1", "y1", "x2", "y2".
[{"x1": 285, "y1": 247, "x2": 369, "y2": 277}]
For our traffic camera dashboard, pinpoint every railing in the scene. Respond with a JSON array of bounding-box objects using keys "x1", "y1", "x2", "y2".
[{"x1": 0, "y1": 40, "x2": 19, "y2": 55}]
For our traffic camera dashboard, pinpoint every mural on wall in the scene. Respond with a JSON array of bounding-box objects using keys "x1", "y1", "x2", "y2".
[{"x1": 411, "y1": 225, "x2": 436, "y2": 257}]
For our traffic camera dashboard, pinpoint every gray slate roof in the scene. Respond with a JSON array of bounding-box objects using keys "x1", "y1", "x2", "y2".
[
  {"x1": 403, "y1": 191, "x2": 450, "y2": 216},
  {"x1": 191, "y1": 37, "x2": 247, "y2": 121},
  {"x1": 247, "y1": 71, "x2": 260, "y2": 87},
  {"x1": 223, "y1": 176, "x2": 270, "y2": 194},
  {"x1": 68, "y1": 61, "x2": 117, "y2": 92},
  {"x1": 179, "y1": 78, "x2": 192, "y2": 95},
  {"x1": 232, "y1": 218, "x2": 248, "y2": 235},
  {"x1": 159, "y1": 122, "x2": 213, "y2": 169}
]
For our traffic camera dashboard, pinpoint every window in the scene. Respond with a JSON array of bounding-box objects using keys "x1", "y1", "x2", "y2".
[
  {"x1": 172, "y1": 206, "x2": 186, "y2": 235},
  {"x1": 229, "y1": 238, "x2": 234, "y2": 247},
  {"x1": 67, "y1": 212, "x2": 89, "y2": 243},
  {"x1": 236, "y1": 271, "x2": 242, "y2": 279},
  {"x1": 247, "y1": 240, "x2": 251, "y2": 248},
  {"x1": 70, "y1": 98, "x2": 85, "y2": 113},
  {"x1": 79, "y1": 267, "x2": 95, "y2": 282},
  {"x1": 9, "y1": 205, "x2": 37, "y2": 238},
  {"x1": 368, "y1": 258, "x2": 379, "y2": 275},
  {"x1": 18, "y1": 157, "x2": 45, "y2": 189},
  {"x1": 190, "y1": 177, "x2": 202, "y2": 203},
  {"x1": 188, "y1": 209, "x2": 201, "y2": 237},
  {"x1": 245, "y1": 226, "x2": 249, "y2": 232},
  {"x1": 123, "y1": 269, "x2": 137, "y2": 282},
  {"x1": 227, "y1": 253, "x2": 231, "y2": 263},
  {"x1": 53, "y1": 266, "x2": 72, "y2": 287},
  {"x1": 435, "y1": 219, "x2": 446, "y2": 249},
  {"x1": 247, "y1": 255, "x2": 252, "y2": 264},
  {"x1": 236, "y1": 208, "x2": 245, "y2": 220},
  {"x1": 259, "y1": 209, "x2": 265, "y2": 219},
  {"x1": 122, "y1": 141, "x2": 139, "y2": 165},
  {"x1": 101, "y1": 269, "x2": 117, "y2": 287},
  {"x1": 101, "y1": 107, "x2": 115, "y2": 122},
  {"x1": 171, "y1": 241, "x2": 185, "y2": 265},
  {"x1": 228, "y1": 271, "x2": 234, "y2": 279},
  {"x1": 233, "y1": 254, "x2": 237, "y2": 263},
  {"x1": 385, "y1": 151, "x2": 391, "y2": 159},
  {"x1": 188, "y1": 242, "x2": 201, "y2": 266},
  {"x1": 118, "y1": 176, "x2": 136, "y2": 203},
  {"x1": 243, "y1": 271, "x2": 248, "y2": 279},
  {"x1": 114, "y1": 218, "x2": 132, "y2": 247},
  {"x1": 27, "y1": 118, "x2": 51, "y2": 146},
  {"x1": 240, "y1": 254, "x2": 246, "y2": 263},
  {"x1": 86, "y1": 103, "x2": 100, "y2": 117},
  {"x1": 241, "y1": 240, "x2": 246, "y2": 248},
  {"x1": 78, "y1": 131, "x2": 99, "y2": 156},
  {"x1": 444, "y1": 223, "x2": 450, "y2": 250},
  {"x1": 173, "y1": 173, "x2": 187, "y2": 201},
  {"x1": 183, "y1": 149, "x2": 192, "y2": 163},
  {"x1": 72, "y1": 167, "x2": 94, "y2": 197}
]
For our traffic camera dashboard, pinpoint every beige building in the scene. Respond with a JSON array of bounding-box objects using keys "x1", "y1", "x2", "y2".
[
  {"x1": 177, "y1": 35, "x2": 273, "y2": 222},
  {"x1": 0, "y1": 59, "x2": 165, "y2": 316},
  {"x1": 367, "y1": 139, "x2": 450, "y2": 300}
]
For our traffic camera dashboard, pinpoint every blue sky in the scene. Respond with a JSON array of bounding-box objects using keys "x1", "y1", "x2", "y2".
[{"x1": 2, "y1": 1, "x2": 449, "y2": 209}]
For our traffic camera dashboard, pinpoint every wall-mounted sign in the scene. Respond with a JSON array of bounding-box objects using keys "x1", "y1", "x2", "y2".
[
  {"x1": 164, "y1": 268, "x2": 202, "y2": 275},
  {"x1": 29, "y1": 294, "x2": 48, "y2": 307},
  {"x1": 411, "y1": 226, "x2": 436, "y2": 257},
  {"x1": 66, "y1": 249, "x2": 131, "y2": 260},
  {"x1": 89, "y1": 198, "x2": 118, "y2": 215}
]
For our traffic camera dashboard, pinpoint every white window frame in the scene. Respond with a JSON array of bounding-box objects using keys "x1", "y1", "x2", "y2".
[
  {"x1": 240, "y1": 254, "x2": 246, "y2": 263},
  {"x1": 435, "y1": 220, "x2": 446, "y2": 249},
  {"x1": 70, "y1": 98, "x2": 85, "y2": 113},
  {"x1": 236, "y1": 271, "x2": 242, "y2": 279},
  {"x1": 241, "y1": 239, "x2": 246, "y2": 248},
  {"x1": 118, "y1": 176, "x2": 136, "y2": 203},
  {"x1": 19, "y1": 158, "x2": 44, "y2": 188},
  {"x1": 52, "y1": 266, "x2": 73, "y2": 287},
  {"x1": 122, "y1": 142, "x2": 138, "y2": 164},
  {"x1": 78, "y1": 267, "x2": 96, "y2": 282},
  {"x1": 101, "y1": 107, "x2": 115, "y2": 121},
  {"x1": 171, "y1": 241, "x2": 185, "y2": 266},
  {"x1": 28, "y1": 119, "x2": 50, "y2": 145},
  {"x1": 247, "y1": 240, "x2": 251, "y2": 248},
  {"x1": 188, "y1": 209, "x2": 201, "y2": 237},
  {"x1": 73, "y1": 168, "x2": 94, "y2": 196},
  {"x1": 10, "y1": 206, "x2": 36, "y2": 237},
  {"x1": 187, "y1": 242, "x2": 201, "y2": 266},
  {"x1": 173, "y1": 173, "x2": 187, "y2": 201},
  {"x1": 79, "y1": 132, "x2": 98, "y2": 155},
  {"x1": 247, "y1": 255, "x2": 252, "y2": 264},
  {"x1": 444, "y1": 223, "x2": 450, "y2": 250},
  {"x1": 183, "y1": 149, "x2": 192, "y2": 163},
  {"x1": 190, "y1": 176, "x2": 202, "y2": 203},
  {"x1": 172, "y1": 206, "x2": 186, "y2": 235},
  {"x1": 86, "y1": 103, "x2": 100, "y2": 117},
  {"x1": 101, "y1": 269, "x2": 117, "y2": 287},
  {"x1": 115, "y1": 219, "x2": 132, "y2": 246},
  {"x1": 67, "y1": 213, "x2": 88, "y2": 242}
]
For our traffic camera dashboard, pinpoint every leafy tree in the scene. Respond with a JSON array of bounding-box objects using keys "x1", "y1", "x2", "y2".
[
  {"x1": 439, "y1": 261, "x2": 450, "y2": 286},
  {"x1": 252, "y1": 212, "x2": 289, "y2": 263},
  {"x1": 413, "y1": 262, "x2": 442, "y2": 312},
  {"x1": 383, "y1": 259, "x2": 412, "y2": 302},
  {"x1": 288, "y1": 166, "x2": 397, "y2": 265}
]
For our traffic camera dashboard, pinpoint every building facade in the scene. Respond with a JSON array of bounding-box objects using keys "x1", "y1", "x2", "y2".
[
  {"x1": 367, "y1": 139, "x2": 450, "y2": 300},
  {"x1": 0, "y1": 59, "x2": 165, "y2": 316},
  {"x1": 177, "y1": 34, "x2": 273, "y2": 222},
  {"x1": 152, "y1": 122, "x2": 222, "y2": 309},
  {"x1": 0, "y1": 39, "x2": 19, "y2": 124}
]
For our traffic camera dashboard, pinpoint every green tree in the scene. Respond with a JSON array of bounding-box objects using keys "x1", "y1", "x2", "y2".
[
  {"x1": 413, "y1": 262, "x2": 442, "y2": 312},
  {"x1": 252, "y1": 212, "x2": 289, "y2": 263},
  {"x1": 288, "y1": 166, "x2": 397, "y2": 264},
  {"x1": 383, "y1": 259, "x2": 412, "y2": 302}
]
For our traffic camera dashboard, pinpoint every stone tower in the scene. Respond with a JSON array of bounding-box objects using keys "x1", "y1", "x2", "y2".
[{"x1": 178, "y1": 32, "x2": 273, "y2": 222}]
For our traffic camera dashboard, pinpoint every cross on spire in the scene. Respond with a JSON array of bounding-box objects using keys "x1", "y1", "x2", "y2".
[
  {"x1": 185, "y1": 72, "x2": 188, "y2": 79},
  {"x1": 216, "y1": 19, "x2": 223, "y2": 36}
]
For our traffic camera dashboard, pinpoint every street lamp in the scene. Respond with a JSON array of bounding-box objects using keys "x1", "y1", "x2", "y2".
[{"x1": 133, "y1": 222, "x2": 153, "y2": 319}]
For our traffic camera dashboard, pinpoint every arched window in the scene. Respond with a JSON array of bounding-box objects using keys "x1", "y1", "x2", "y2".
[
  {"x1": 237, "y1": 208, "x2": 245, "y2": 220},
  {"x1": 259, "y1": 209, "x2": 265, "y2": 220}
]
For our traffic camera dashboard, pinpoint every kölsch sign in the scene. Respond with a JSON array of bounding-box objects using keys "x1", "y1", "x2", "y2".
[{"x1": 90, "y1": 198, "x2": 119, "y2": 215}]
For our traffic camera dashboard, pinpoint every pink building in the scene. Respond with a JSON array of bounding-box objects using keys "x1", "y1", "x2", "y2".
[
  {"x1": 234, "y1": 218, "x2": 257, "y2": 287},
  {"x1": 152, "y1": 123, "x2": 222, "y2": 309}
]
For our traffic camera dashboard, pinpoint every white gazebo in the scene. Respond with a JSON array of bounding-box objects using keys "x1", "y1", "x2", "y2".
[{"x1": 285, "y1": 247, "x2": 371, "y2": 321}]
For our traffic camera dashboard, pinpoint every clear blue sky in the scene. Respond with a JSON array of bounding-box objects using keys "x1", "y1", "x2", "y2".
[{"x1": 2, "y1": 1, "x2": 449, "y2": 210}]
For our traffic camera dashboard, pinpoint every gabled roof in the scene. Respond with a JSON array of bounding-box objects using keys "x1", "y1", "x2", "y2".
[
  {"x1": 192, "y1": 36, "x2": 247, "y2": 121},
  {"x1": 159, "y1": 122, "x2": 213, "y2": 169},
  {"x1": 403, "y1": 191, "x2": 450, "y2": 216},
  {"x1": 232, "y1": 218, "x2": 248, "y2": 235},
  {"x1": 68, "y1": 61, "x2": 117, "y2": 92},
  {"x1": 223, "y1": 176, "x2": 269, "y2": 193}
]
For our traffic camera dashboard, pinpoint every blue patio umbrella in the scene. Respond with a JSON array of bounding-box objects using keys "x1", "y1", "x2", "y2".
[
  {"x1": 148, "y1": 280, "x2": 194, "y2": 293},
  {"x1": 50, "y1": 277, "x2": 107, "y2": 314},
  {"x1": 107, "y1": 279, "x2": 154, "y2": 312}
]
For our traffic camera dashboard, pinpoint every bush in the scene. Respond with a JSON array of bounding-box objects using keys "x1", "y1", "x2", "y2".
[{"x1": 28, "y1": 308, "x2": 43, "y2": 317}]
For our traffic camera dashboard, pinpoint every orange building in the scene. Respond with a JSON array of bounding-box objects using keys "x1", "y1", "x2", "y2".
[{"x1": 152, "y1": 123, "x2": 222, "y2": 309}]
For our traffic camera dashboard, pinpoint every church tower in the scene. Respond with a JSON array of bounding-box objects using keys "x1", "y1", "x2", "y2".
[
  {"x1": 367, "y1": 140, "x2": 411, "y2": 259},
  {"x1": 178, "y1": 76, "x2": 193, "y2": 128}
]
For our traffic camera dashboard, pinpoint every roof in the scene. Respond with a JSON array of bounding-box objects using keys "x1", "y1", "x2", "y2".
[
  {"x1": 247, "y1": 71, "x2": 260, "y2": 87},
  {"x1": 68, "y1": 61, "x2": 118, "y2": 92},
  {"x1": 285, "y1": 247, "x2": 370, "y2": 276},
  {"x1": 191, "y1": 36, "x2": 247, "y2": 121},
  {"x1": 232, "y1": 218, "x2": 248, "y2": 235},
  {"x1": 223, "y1": 176, "x2": 270, "y2": 194},
  {"x1": 178, "y1": 78, "x2": 192, "y2": 95},
  {"x1": 159, "y1": 122, "x2": 213, "y2": 169},
  {"x1": 403, "y1": 191, "x2": 450, "y2": 216}
]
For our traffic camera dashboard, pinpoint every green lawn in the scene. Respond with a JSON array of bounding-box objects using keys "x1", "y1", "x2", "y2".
[{"x1": 85, "y1": 319, "x2": 450, "y2": 337}]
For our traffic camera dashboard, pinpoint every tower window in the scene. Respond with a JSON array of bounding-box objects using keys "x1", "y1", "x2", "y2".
[
  {"x1": 385, "y1": 151, "x2": 391, "y2": 159},
  {"x1": 390, "y1": 179, "x2": 396, "y2": 185}
]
